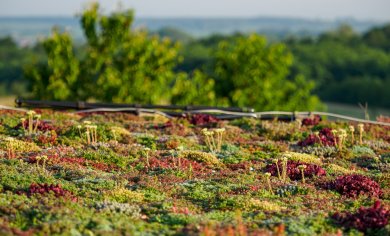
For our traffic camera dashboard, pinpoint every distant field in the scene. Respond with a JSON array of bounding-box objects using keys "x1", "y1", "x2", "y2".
[
  {"x1": 1, "y1": 96, "x2": 389, "y2": 120},
  {"x1": 325, "y1": 102, "x2": 390, "y2": 120},
  {"x1": 0, "y1": 96, "x2": 16, "y2": 106}
]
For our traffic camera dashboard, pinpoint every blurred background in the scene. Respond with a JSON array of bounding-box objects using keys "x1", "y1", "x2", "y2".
[{"x1": 0, "y1": 0, "x2": 390, "y2": 118}]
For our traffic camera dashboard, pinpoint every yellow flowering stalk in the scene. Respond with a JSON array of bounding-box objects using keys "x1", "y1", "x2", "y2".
[
  {"x1": 349, "y1": 125, "x2": 355, "y2": 145},
  {"x1": 358, "y1": 124, "x2": 364, "y2": 145},
  {"x1": 265, "y1": 172, "x2": 274, "y2": 194},
  {"x1": 298, "y1": 165, "x2": 307, "y2": 184}
]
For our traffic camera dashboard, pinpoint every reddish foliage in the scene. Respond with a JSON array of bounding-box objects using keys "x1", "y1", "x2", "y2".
[
  {"x1": 331, "y1": 174, "x2": 382, "y2": 198},
  {"x1": 26, "y1": 183, "x2": 77, "y2": 201},
  {"x1": 332, "y1": 201, "x2": 389, "y2": 232},
  {"x1": 377, "y1": 115, "x2": 390, "y2": 123},
  {"x1": 90, "y1": 162, "x2": 119, "y2": 172},
  {"x1": 154, "y1": 120, "x2": 174, "y2": 130},
  {"x1": 15, "y1": 120, "x2": 55, "y2": 132},
  {"x1": 302, "y1": 115, "x2": 322, "y2": 126},
  {"x1": 230, "y1": 185, "x2": 261, "y2": 195},
  {"x1": 27, "y1": 154, "x2": 118, "y2": 172},
  {"x1": 60, "y1": 157, "x2": 86, "y2": 166},
  {"x1": 37, "y1": 130, "x2": 58, "y2": 145},
  {"x1": 172, "y1": 205, "x2": 191, "y2": 215},
  {"x1": 226, "y1": 163, "x2": 250, "y2": 171},
  {"x1": 147, "y1": 156, "x2": 211, "y2": 175},
  {"x1": 266, "y1": 160, "x2": 326, "y2": 180},
  {"x1": 188, "y1": 114, "x2": 219, "y2": 126},
  {"x1": 298, "y1": 127, "x2": 336, "y2": 147},
  {"x1": 0, "y1": 221, "x2": 35, "y2": 236},
  {"x1": 153, "y1": 119, "x2": 191, "y2": 136}
]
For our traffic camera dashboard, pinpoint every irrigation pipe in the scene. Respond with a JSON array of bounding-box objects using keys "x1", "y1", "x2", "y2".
[
  {"x1": 73, "y1": 107, "x2": 174, "y2": 119},
  {"x1": 2, "y1": 104, "x2": 389, "y2": 126},
  {"x1": 72, "y1": 107, "x2": 390, "y2": 126}
]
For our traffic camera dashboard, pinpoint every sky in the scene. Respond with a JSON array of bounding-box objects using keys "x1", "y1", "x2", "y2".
[{"x1": 1, "y1": 0, "x2": 390, "y2": 21}]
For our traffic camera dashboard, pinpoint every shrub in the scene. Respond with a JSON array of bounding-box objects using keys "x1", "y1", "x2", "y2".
[
  {"x1": 213, "y1": 34, "x2": 322, "y2": 111},
  {"x1": 331, "y1": 174, "x2": 382, "y2": 198},
  {"x1": 332, "y1": 201, "x2": 389, "y2": 233}
]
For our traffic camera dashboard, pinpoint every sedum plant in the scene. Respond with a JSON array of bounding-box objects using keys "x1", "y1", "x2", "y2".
[{"x1": 331, "y1": 174, "x2": 382, "y2": 198}]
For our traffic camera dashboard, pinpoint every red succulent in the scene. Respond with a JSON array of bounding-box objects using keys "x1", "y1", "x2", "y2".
[
  {"x1": 302, "y1": 115, "x2": 322, "y2": 126},
  {"x1": 331, "y1": 174, "x2": 383, "y2": 198},
  {"x1": 332, "y1": 201, "x2": 389, "y2": 232},
  {"x1": 26, "y1": 183, "x2": 77, "y2": 201},
  {"x1": 266, "y1": 160, "x2": 326, "y2": 180},
  {"x1": 188, "y1": 114, "x2": 219, "y2": 126},
  {"x1": 298, "y1": 127, "x2": 336, "y2": 147}
]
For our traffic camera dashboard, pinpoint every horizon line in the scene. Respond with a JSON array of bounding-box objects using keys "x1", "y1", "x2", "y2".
[{"x1": 0, "y1": 15, "x2": 387, "y2": 23}]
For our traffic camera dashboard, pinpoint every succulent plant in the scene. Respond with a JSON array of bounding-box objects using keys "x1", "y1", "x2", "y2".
[
  {"x1": 331, "y1": 174, "x2": 382, "y2": 198},
  {"x1": 332, "y1": 201, "x2": 389, "y2": 233},
  {"x1": 189, "y1": 114, "x2": 218, "y2": 126},
  {"x1": 298, "y1": 128, "x2": 336, "y2": 147},
  {"x1": 266, "y1": 160, "x2": 326, "y2": 181},
  {"x1": 276, "y1": 184, "x2": 299, "y2": 197},
  {"x1": 301, "y1": 115, "x2": 321, "y2": 126},
  {"x1": 95, "y1": 201, "x2": 142, "y2": 218},
  {"x1": 26, "y1": 183, "x2": 76, "y2": 201}
]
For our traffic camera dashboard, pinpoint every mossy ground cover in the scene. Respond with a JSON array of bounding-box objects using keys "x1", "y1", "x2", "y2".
[{"x1": 0, "y1": 110, "x2": 389, "y2": 235}]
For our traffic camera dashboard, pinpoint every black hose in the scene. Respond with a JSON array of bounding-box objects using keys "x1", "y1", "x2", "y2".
[{"x1": 15, "y1": 98, "x2": 254, "y2": 113}]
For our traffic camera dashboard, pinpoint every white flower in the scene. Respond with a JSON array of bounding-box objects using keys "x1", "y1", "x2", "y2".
[{"x1": 27, "y1": 110, "x2": 36, "y2": 116}]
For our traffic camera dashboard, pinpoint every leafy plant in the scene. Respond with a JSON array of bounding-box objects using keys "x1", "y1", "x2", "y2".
[
  {"x1": 25, "y1": 183, "x2": 76, "y2": 201},
  {"x1": 332, "y1": 201, "x2": 389, "y2": 233},
  {"x1": 213, "y1": 34, "x2": 322, "y2": 111},
  {"x1": 298, "y1": 128, "x2": 336, "y2": 147},
  {"x1": 331, "y1": 174, "x2": 383, "y2": 198},
  {"x1": 266, "y1": 160, "x2": 326, "y2": 181}
]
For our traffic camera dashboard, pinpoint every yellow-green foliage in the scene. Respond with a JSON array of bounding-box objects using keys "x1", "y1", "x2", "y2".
[
  {"x1": 140, "y1": 114, "x2": 170, "y2": 124},
  {"x1": 262, "y1": 121, "x2": 298, "y2": 137},
  {"x1": 325, "y1": 164, "x2": 355, "y2": 175},
  {"x1": 249, "y1": 199, "x2": 285, "y2": 212},
  {"x1": 105, "y1": 188, "x2": 144, "y2": 203},
  {"x1": 0, "y1": 137, "x2": 41, "y2": 152},
  {"x1": 180, "y1": 150, "x2": 223, "y2": 168},
  {"x1": 110, "y1": 126, "x2": 131, "y2": 137},
  {"x1": 283, "y1": 152, "x2": 322, "y2": 165}
]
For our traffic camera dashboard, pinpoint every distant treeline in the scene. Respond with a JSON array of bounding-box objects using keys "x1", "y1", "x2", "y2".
[
  {"x1": 1, "y1": 16, "x2": 390, "y2": 109},
  {"x1": 173, "y1": 24, "x2": 390, "y2": 108}
]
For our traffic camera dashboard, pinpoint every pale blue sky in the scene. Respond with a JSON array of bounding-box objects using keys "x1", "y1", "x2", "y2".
[{"x1": 1, "y1": 0, "x2": 390, "y2": 21}]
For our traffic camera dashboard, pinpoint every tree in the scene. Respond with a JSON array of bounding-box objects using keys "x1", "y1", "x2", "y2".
[
  {"x1": 213, "y1": 34, "x2": 322, "y2": 111},
  {"x1": 25, "y1": 3, "x2": 184, "y2": 104},
  {"x1": 25, "y1": 30, "x2": 80, "y2": 100},
  {"x1": 171, "y1": 70, "x2": 216, "y2": 105},
  {"x1": 363, "y1": 24, "x2": 390, "y2": 52}
]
